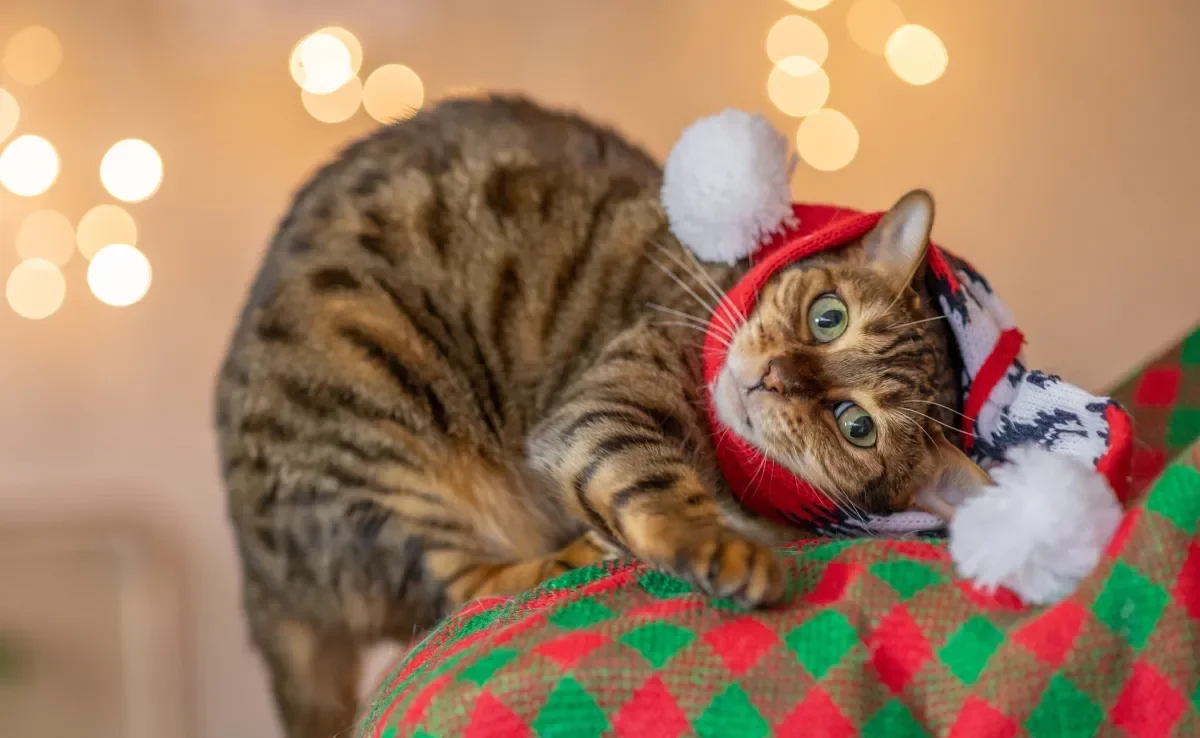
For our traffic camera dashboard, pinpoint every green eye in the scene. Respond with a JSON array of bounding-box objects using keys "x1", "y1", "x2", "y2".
[
  {"x1": 834, "y1": 401, "x2": 876, "y2": 447},
  {"x1": 808, "y1": 294, "x2": 848, "y2": 343}
]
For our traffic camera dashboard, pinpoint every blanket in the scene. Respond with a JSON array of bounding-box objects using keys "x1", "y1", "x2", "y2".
[{"x1": 359, "y1": 451, "x2": 1200, "y2": 738}]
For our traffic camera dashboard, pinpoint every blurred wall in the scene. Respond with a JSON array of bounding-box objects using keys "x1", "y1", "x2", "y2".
[{"x1": 1, "y1": 1, "x2": 1197, "y2": 736}]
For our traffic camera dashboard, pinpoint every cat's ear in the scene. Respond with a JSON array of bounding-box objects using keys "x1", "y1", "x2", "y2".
[
  {"x1": 913, "y1": 433, "x2": 992, "y2": 521},
  {"x1": 862, "y1": 189, "x2": 935, "y2": 291}
]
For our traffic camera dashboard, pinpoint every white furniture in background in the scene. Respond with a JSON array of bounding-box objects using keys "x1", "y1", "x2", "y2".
[{"x1": 0, "y1": 524, "x2": 187, "y2": 738}]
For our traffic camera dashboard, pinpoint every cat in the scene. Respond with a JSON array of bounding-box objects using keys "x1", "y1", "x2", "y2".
[{"x1": 214, "y1": 95, "x2": 981, "y2": 738}]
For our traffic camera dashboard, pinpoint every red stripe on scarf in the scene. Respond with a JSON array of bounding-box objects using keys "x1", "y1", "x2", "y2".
[{"x1": 961, "y1": 328, "x2": 1024, "y2": 450}]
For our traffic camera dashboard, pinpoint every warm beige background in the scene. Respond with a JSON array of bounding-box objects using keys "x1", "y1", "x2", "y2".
[{"x1": 1, "y1": 1, "x2": 1198, "y2": 736}]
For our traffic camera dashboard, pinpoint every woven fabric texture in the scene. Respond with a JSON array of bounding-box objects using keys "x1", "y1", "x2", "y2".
[
  {"x1": 1110, "y1": 325, "x2": 1200, "y2": 496},
  {"x1": 359, "y1": 453, "x2": 1200, "y2": 738}
]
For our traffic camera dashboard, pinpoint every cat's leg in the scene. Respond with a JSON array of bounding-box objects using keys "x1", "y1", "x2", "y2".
[
  {"x1": 423, "y1": 529, "x2": 614, "y2": 604},
  {"x1": 337, "y1": 452, "x2": 614, "y2": 607},
  {"x1": 244, "y1": 582, "x2": 361, "y2": 738},
  {"x1": 236, "y1": 478, "x2": 608, "y2": 738},
  {"x1": 528, "y1": 325, "x2": 787, "y2": 607}
]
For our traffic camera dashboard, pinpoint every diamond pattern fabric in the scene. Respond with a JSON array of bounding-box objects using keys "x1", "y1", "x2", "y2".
[{"x1": 360, "y1": 451, "x2": 1200, "y2": 737}]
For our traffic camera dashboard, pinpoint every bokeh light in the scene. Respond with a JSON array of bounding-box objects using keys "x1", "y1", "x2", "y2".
[
  {"x1": 766, "y1": 15, "x2": 829, "y2": 68},
  {"x1": 0, "y1": 134, "x2": 58, "y2": 196},
  {"x1": 289, "y1": 32, "x2": 354, "y2": 95},
  {"x1": 77, "y1": 204, "x2": 137, "y2": 260},
  {"x1": 886, "y1": 25, "x2": 948, "y2": 85},
  {"x1": 362, "y1": 64, "x2": 425, "y2": 123},
  {"x1": 88, "y1": 244, "x2": 152, "y2": 307},
  {"x1": 767, "y1": 59, "x2": 830, "y2": 118},
  {"x1": 100, "y1": 139, "x2": 163, "y2": 202},
  {"x1": 846, "y1": 0, "x2": 906, "y2": 54},
  {"x1": 317, "y1": 27, "x2": 362, "y2": 77},
  {"x1": 2, "y1": 26, "x2": 62, "y2": 86},
  {"x1": 6, "y1": 258, "x2": 65, "y2": 319},
  {"x1": 15, "y1": 209, "x2": 75, "y2": 265},
  {"x1": 796, "y1": 109, "x2": 859, "y2": 172},
  {"x1": 0, "y1": 88, "x2": 18, "y2": 143},
  {"x1": 302, "y1": 75, "x2": 363, "y2": 123},
  {"x1": 787, "y1": 0, "x2": 834, "y2": 8}
]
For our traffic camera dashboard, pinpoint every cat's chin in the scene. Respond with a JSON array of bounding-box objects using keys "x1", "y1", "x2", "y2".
[{"x1": 711, "y1": 367, "x2": 761, "y2": 446}]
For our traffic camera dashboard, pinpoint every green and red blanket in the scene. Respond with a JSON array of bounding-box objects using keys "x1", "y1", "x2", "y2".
[
  {"x1": 359, "y1": 446, "x2": 1200, "y2": 738},
  {"x1": 1111, "y1": 325, "x2": 1200, "y2": 496}
]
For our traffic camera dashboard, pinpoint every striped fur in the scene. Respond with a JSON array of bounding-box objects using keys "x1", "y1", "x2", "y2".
[{"x1": 214, "y1": 97, "x2": 961, "y2": 738}]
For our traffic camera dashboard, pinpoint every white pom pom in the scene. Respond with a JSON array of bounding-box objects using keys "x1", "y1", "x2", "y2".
[
  {"x1": 949, "y1": 446, "x2": 1123, "y2": 605},
  {"x1": 661, "y1": 109, "x2": 795, "y2": 264}
]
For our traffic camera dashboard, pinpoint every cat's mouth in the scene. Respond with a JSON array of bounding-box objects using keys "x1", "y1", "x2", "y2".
[
  {"x1": 734, "y1": 386, "x2": 754, "y2": 431},
  {"x1": 713, "y1": 363, "x2": 830, "y2": 486}
]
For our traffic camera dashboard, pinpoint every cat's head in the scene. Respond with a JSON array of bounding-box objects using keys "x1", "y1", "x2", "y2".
[{"x1": 711, "y1": 190, "x2": 988, "y2": 517}]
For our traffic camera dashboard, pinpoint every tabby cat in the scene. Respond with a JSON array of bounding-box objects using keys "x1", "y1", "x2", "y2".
[{"x1": 214, "y1": 95, "x2": 981, "y2": 738}]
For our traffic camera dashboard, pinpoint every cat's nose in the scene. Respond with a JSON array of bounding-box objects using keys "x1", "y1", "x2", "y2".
[
  {"x1": 762, "y1": 356, "x2": 799, "y2": 394},
  {"x1": 761, "y1": 354, "x2": 821, "y2": 396}
]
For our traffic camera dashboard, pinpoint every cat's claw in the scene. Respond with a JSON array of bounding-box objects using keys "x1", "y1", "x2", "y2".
[{"x1": 670, "y1": 529, "x2": 787, "y2": 608}]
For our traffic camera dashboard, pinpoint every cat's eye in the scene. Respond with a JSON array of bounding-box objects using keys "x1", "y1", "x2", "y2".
[
  {"x1": 808, "y1": 294, "x2": 848, "y2": 343},
  {"x1": 834, "y1": 401, "x2": 877, "y2": 447}
]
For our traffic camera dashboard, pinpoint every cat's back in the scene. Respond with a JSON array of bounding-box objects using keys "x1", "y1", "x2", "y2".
[
  {"x1": 215, "y1": 96, "x2": 676, "y2": 469},
  {"x1": 230, "y1": 95, "x2": 663, "y2": 334}
]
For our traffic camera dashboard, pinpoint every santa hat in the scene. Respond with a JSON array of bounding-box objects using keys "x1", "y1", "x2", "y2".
[{"x1": 660, "y1": 109, "x2": 1134, "y2": 604}]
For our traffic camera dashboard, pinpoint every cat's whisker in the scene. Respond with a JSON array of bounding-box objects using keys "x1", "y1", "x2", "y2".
[
  {"x1": 671, "y1": 327, "x2": 732, "y2": 351},
  {"x1": 742, "y1": 431, "x2": 770, "y2": 495},
  {"x1": 646, "y1": 307, "x2": 712, "y2": 332},
  {"x1": 657, "y1": 320, "x2": 714, "y2": 337},
  {"x1": 803, "y1": 475, "x2": 865, "y2": 527},
  {"x1": 897, "y1": 405, "x2": 944, "y2": 429},
  {"x1": 646, "y1": 255, "x2": 717, "y2": 312},
  {"x1": 883, "y1": 283, "x2": 909, "y2": 316},
  {"x1": 645, "y1": 302, "x2": 707, "y2": 325},
  {"x1": 898, "y1": 407, "x2": 976, "y2": 438},
  {"x1": 708, "y1": 314, "x2": 743, "y2": 349},
  {"x1": 651, "y1": 239, "x2": 746, "y2": 339},
  {"x1": 887, "y1": 315, "x2": 948, "y2": 330},
  {"x1": 813, "y1": 473, "x2": 870, "y2": 528},
  {"x1": 711, "y1": 300, "x2": 741, "y2": 335},
  {"x1": 650, "y1": 319, "x2": 707, "y2": 331},
  {"x1": 897, "y1": 411, "x2": 938, "y2": 448},
  {"x1": 742, "y1": 451, "x2": 770, "y2": 505},
  {"x1": 817, "y1": 478, "x2": 869, "y2": 528},
  {"x1": 676, "y1": 338, "x2": 716, "y2": 354},
  {"x1": 747, "y1": 456, "x2": 767, "y2": 499},
  {"x1": 768, "y1": 442, "x2": 867, "y2": 527},
  {"x1": 677, "y1": 239, "x2": 731, "y2": 300},
  {"x1": 647, "y1": 256, "x2": 722, "y2": 319},
  {"x1": 650, "y1": 240, "x2": 729, "y2": 315},
  {"x1": 905, "y1": 399, "x2": 971, "y2": 421},
  {"x1": 675, "y1": 240, "x2": 748, "y2": 330},
  {"x1": 710, "y1": 420, "x2": 731, "y2": 441},
  {"x1": 645, "y1": 303, "x2": 734, "y2": 344},
  {"x1": 651, "y1": 321, "x2": 724, "y2": 342},
  {"x1": 648, "y1": 256, "x2": 748, "y2": 352}
]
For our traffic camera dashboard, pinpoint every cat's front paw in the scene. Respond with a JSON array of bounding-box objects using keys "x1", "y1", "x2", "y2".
[{"x1": 656, "y1": 527, "x2": 787, "y2": 608}]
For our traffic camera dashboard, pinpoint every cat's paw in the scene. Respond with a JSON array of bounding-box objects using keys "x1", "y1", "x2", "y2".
[
  {"x1": 532, "y1": 534, "x2": 615, "y2": 587},
  {"x1": 667, "y1": 527, "x2": 787, "y2": 608},
  {"x1": 576, "y1": 530, "x2": 625, "y2": 562},
  {"x1": 552, "y1": 531, "x2": 620, "y2": 571}
]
